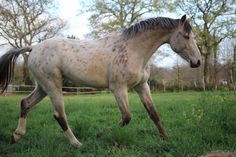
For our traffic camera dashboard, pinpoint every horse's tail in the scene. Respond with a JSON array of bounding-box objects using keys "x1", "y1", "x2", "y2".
[{"x1": 0, "y1": 47, "x2": 32, "y2": 93}]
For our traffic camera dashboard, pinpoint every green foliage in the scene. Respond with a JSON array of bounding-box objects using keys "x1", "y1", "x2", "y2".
[
  {"x1": 179, "y1": 0, "x2": 235, "y2": 55},
  {"x1": 80, "y1": 0, "x2": 163, "y2": 38},
  {"x1": 172, "y1": 0, "x2": 236, "y2": 87},
  {"x1": 0, "y1": 92, "x2": 235, "y2": 156}
]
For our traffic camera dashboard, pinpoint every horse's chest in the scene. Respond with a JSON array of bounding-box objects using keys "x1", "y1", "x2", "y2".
[
  {"x1": 109, "y1": 61, "x2": 150, "y2": 87},
  {"x1": 126, "y1": 71, "x2": 143, "y2": 87},
  {"x1": 109, "y1": 66, "x2": 143, "y2": 86}
]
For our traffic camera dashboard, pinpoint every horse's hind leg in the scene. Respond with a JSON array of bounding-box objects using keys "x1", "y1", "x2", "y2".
[
  {"x1": 11, "y1": 84, "x2": 46, "y2": 143},
  {"x1": 47, "y1": 88, "x2": 82, "y2": 148},
  {"x1": 30, "y1": 62, "x2": 81, "y2": 148},
  {"x1": 134, "y1": 82, "x2": 168, "y2": 139},
  {"x1": 34, "y1": 68, "x2": 82, "y2": 147}
]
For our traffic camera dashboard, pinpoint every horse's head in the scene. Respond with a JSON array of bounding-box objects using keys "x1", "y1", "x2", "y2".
[{"x1": 169, "y1": 15, "x2": 201, "y2": 68}]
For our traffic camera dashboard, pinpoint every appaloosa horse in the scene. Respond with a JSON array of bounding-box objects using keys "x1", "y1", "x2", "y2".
[{"x1": 0, "y1": 15, "x2": 201, "y2": 147}]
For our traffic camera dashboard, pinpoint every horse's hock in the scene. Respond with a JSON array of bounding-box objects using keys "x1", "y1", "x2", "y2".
[{"x1": 201, "y1": 151, "x2": 236, "y2": 157}]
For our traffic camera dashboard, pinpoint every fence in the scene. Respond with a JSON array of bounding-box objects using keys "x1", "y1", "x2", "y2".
[{"x1": 4, "y1": 85, "x2": 107, "y2": 95}]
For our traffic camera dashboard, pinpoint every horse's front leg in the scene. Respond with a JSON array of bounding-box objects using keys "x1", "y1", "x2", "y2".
[
  {"x1": 134, "y1": 82, "x2": 168, "y2": 139},
  {"x1": 110, "y1": 85, "x2": 131, "y2": 126}
]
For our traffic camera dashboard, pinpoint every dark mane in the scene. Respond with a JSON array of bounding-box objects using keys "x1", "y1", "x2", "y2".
[{"x1": 122, "y1": 17, "x2": 192, "y2": 38}]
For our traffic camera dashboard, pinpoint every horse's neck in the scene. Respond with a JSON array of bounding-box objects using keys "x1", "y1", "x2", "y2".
[{"x1": 128, "y1": 29, "x2": 173, "y2": 66}]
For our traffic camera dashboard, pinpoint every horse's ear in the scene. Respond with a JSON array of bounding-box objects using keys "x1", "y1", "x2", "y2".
[
  {"x1": 187, "y1": 16, "x2": 193, "y2": 25},
  {"x1": 180, "y1": 15, "x2": 187, "y2": 25}
]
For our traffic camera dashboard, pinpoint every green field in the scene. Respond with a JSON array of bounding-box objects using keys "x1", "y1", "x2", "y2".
[{"x1": 0, "y1": 92, "x2": 235, "y2": 157}]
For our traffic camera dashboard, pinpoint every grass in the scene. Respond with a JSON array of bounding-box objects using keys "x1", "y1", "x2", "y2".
[{"x1": 0, "y1": 91, "x2": 235, "y2": 157}]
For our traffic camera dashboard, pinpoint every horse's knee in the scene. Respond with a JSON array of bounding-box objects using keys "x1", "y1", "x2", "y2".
[{"x1": 53, "y1": 113, "x2": 68, "y2": 131}]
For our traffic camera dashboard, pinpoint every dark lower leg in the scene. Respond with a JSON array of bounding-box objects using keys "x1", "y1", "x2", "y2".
[
  {"x1": 20, "y1": 99, "x2": 31, "y2": 118},
  {"x1": 20, "y1": 86, "x2": 46, "y2": 118},
  {"x1": 11, "y1": 86, "x2": 46, "y2": 144},
  {"x1": 51, "y1": 100, "x2": 81, "y2": 147},
  {"x1": 144, "y1": 104, "x2": 168, "y2": 139},
  {"x1": 53, "y1": 112, "x2": 81, "y2": 147},
  {"x1": 53, "y1": 114, "x2": 68, "y2": 131},
  {"x1": 120, "y1": 111, "x2": 131, "y2": 126}
]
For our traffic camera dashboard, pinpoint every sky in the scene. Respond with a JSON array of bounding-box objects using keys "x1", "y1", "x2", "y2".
[{"x1": 57, "y1": 0, "x2": 91, "y2": 39}]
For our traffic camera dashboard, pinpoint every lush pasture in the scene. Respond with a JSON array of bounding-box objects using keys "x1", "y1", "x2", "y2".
[{"x1": 0, "y1": 92, "x2": 235, "y2": 157}]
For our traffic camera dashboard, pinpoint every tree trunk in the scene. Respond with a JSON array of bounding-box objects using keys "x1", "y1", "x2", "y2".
[
  {"x1": 181, "y1": 81, "x2": 183, "y2": 91},
  {"x1": 229, "y1": 69, "x2": 236, "y2": 94},
  {"x1": 202, "y1": 75, "x2": 206, "y2": 91},
  {"x1": 232, "y1": 45, "x2": 236, "y2": 94},
  {"x1": 212, "y1": 45, "x2": 219, "y2": 90},
  {"x1": 233, "y1": 45, "x2": 236, "y2": 84},
  {"x1": 176, "y1": 59, "x2": 182, "y2": 92},
  {"x1": 203, "y1": 53, "x2": 210, "y2": 89},
  {"x1": 213, "y1": 46, "x2": 218, "y2": 90},
  {"x1": 162, "y1": 80, "x2": 166, "y2": 92}
]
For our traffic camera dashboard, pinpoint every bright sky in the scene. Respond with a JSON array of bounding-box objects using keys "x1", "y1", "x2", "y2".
[{"x1": 57, "y1": 0, "x2": 91, "y2": 39}]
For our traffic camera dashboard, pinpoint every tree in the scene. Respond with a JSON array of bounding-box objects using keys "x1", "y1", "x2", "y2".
[
  {"x1": 232, "y1": 45, "x2": 236, "y2": 93},
  {"x1": 172, "y1": 58, "x2": 184, "y2": 91},
  {"x1": 80, "y1": 0, "x2": 163, "y2": 39},
  {"x1": 174, "y1": 0, "x2": 236, "y2": 88},
  {"x1": 233, "y1": 45, "x2": 236, "y2": 84},
  {"x1": 212, "y1": 39, "x2": 235, "y2": 89},
  {"x1": 0, "y1": 0, "x2": 66, "y2": 85}
]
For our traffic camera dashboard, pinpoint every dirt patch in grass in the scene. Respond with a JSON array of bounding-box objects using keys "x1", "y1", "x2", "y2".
[{"x1": 201, "y1": 151, "x2": 236, "y2": 157}]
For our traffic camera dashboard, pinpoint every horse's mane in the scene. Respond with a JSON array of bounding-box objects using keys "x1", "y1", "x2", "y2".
[{"x1": 122, "y1": 17, "x2": 192, "y2": 38}]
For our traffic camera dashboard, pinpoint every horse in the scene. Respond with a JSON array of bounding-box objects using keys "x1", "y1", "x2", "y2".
[{"x1": 0, "y1": 15, "x2": 201, "y2": 148}]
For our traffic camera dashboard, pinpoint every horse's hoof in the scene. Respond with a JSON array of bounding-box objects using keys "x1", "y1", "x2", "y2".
[
  {"x1": 161, "y1": 132, "x2": 169, "y2": 140},
  {"x1": 71, "y1": 140, "x2": 82, "y2": 148},
  {"x1": 118, "y1": 117, "x2": 131, "y2": 126},
  {"x1": 118, "y1": 120, "x2": 125, "y2": 126},
  {"x1": 9, "y1": 134, "x2": 16, "y2": 144},
  {"x1": 162, "y1": 134, "x2": 169, "y2": 140},
  {"x1": 9, "y1": 133, "x2": 21, "y2": 144}
]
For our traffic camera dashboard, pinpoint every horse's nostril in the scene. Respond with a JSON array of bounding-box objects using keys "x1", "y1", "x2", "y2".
[
  {"x1": 197, "y1": 60, "x2": 201, "y2": 66},
  {"x1": 190, "y1": 60, "x2": 201, "y2": 68}
]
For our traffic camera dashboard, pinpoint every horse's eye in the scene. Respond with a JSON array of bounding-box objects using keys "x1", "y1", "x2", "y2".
[{"x1": 183, "y1": 35, "x2": 189, "y2": 39}]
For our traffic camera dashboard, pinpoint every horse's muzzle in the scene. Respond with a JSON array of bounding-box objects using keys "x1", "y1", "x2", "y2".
[{"x1": 190, "y1": 60, "x2": 201, "y2": 68}]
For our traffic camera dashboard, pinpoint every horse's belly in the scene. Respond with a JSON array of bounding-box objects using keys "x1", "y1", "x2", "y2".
[
  {"x1": 67, "y1": 72, "x2": 108, "y2": 87},
  {"x1": 62, "y1": 63, "x2": 109, "y2": 88}
]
